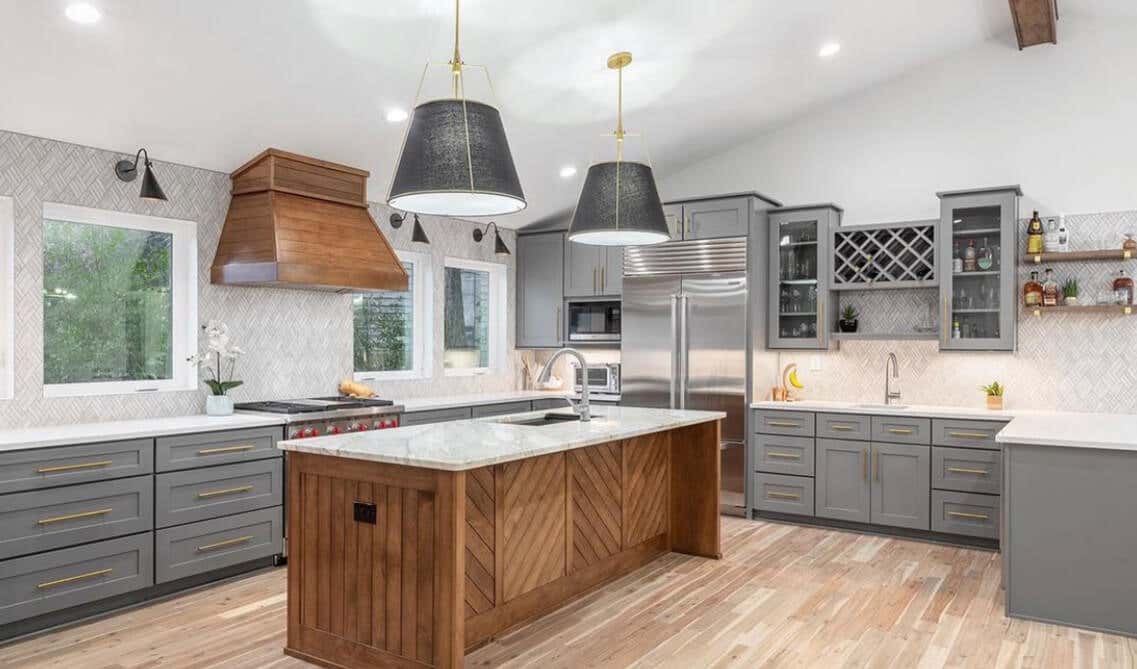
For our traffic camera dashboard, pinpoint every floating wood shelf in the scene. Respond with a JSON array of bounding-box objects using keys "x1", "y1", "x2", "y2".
[
  {"x1": 1023, "y1": 249, "x2": 1135, "y2": 264},
  {"x1": 1028, "y1": 304, "x2": 1134, "y2": 316}
]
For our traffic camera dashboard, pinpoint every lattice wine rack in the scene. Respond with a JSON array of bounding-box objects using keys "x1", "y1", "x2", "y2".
[{"x1": 831, "y1": 221, "x2": 938, "y2": 289}]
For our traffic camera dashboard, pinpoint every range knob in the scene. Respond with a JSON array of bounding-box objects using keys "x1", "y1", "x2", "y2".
[
  {"x1": 329, "y1": 426, "x2": 342, "y2": 435},
  {"x1": 308, "y1": 428, "x2": 320, "y2": 438},
  {"x1": 288, "y1": 429, "x2": 302, "y2": 439},
  {"x1": 356, "y1": 423, "x2": 369, "y2": 431}
]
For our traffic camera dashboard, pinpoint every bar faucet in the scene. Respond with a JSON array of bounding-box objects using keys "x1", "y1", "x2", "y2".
[
  {"x1": 536, "y1": 348, "x2": 591, "y2": 421},
  {"x1": 885, "y1": 352, "x2": 902, "y2": 405}
]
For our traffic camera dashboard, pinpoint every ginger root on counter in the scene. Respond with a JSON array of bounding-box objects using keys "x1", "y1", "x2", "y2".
[{"x1": 338, "y1": 379, "x2": 375, "y2": 398}]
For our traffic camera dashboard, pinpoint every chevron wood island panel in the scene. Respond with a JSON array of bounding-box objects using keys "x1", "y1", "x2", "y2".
[{"x1": 286, "y1": 419, "x2": 721, "y2": 669}]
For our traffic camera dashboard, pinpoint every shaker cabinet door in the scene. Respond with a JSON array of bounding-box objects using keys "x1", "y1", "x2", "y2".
[
  {"x1": 815, "y1": 439, "x2": 870, "y2": 523},
  {"x1": 564, "y1": 240, "x2": 605, "y2": 297},
  {"x1": 683, "y1": 197, "x2": 750, "y2": 240},
  {"x1": 517, "y1": 233, "x2": 565, "y2": 348},
  {"x1": 870, "y1": 442, "x2": 931, "y2": 530}
]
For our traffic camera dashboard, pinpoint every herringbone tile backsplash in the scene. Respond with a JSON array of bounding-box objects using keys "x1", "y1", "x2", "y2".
[{"x1": 0, "y1": 130, "x2": 517, "y2": 428}]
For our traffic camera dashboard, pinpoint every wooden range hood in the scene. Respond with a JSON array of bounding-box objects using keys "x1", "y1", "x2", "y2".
[{"x1": 211, "y1": 148, "x2": 408, "y2": 292}]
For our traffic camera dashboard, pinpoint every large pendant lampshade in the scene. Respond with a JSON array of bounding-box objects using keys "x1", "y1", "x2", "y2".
[
  {"x1": 387, "y1": 0, "x2": 525, "y2": 217},
  {"x1": 568, "y1": 52, "x2": 669, "y2": 246}
]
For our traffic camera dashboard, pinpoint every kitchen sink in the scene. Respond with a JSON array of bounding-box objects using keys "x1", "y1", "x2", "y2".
[
  {"x1": 496, "y1": 413, "x2": 593, "y2": 427},
  {"x1": 852, "y1": 403, "x2": 909, "y2": 410}
]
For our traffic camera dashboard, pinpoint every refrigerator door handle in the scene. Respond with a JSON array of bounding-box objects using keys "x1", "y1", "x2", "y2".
[
  {"x1": 678, "y1": 293, "x2": 689, "y2": 409},
  {"x1": 669, "y1": 294, "x2": 679, "y2": 409}
]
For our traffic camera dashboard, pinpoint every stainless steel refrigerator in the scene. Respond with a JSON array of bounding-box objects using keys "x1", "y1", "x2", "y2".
[{"x1": 621, "y1": 238, "x2": 749, "y2": 516}]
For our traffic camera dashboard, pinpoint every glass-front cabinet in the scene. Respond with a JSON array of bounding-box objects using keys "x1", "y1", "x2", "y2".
[
  {"x1": 768, "y1": 205, "x2": 841, "y2": 349},
  {"x1": 937, "y1": 186, "x2": 1020, "y2": 351}
]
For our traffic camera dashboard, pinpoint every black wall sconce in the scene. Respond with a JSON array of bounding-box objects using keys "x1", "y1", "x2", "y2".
[
  {"x1": 389, "y1": 212, "x2": 430, "y2": 244},
  {"x1": 114, "y1": 148, "x2": 167, "y2": 201},
  {"x1": 473, "y1": 222, "x2": 510, "y2": 255}
]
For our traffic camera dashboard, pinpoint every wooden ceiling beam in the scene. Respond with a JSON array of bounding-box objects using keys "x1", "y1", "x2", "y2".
[{"x1": 1009, "y1": 0, "x2": 1058, "y2": 50}]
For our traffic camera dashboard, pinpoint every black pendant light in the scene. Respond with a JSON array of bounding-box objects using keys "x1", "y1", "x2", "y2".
[
  {"x1": 568, "y1": 52, "x2": 669, "y2": 246},
  {"x1": 387, "y1": 0, "x2": 525, "y2": 217},
  {"x1": 472, "y1": 222, "x2": 510, "y2": 255},
  {"x1": 114, "y1": 148, "x2": 168, "y2": 201}
]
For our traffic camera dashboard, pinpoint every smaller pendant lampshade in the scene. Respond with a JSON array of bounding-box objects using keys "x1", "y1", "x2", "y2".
[
  {"x1": 568, "y1": 161, "x2": 670, "y2": 246},
  {"x1": 139, "y1": 162, "x2": 167, "y2": 201},
  {"x1": 389, "y1": 99, "x2": 525, "y2": 217}
]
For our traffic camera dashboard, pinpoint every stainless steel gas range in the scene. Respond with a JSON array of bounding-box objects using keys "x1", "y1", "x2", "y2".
[{"x1": 234, "y1": 397, "x2": 405, "y2": 440}]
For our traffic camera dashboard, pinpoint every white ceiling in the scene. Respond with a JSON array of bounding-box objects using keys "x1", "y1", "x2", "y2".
[{"x1": 0, "y1": 0, "x2": 1131, "y2": 227}]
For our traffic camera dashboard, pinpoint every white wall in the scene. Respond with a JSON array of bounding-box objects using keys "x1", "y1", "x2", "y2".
[{"x1": 660, "y1": 16, "x2": 1137, "y2": 226}]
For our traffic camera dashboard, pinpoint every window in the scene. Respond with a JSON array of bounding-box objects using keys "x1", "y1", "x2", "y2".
[
  {"x1": 41, "y1": 203, "x2": 197, "y2": 397},
  {"x1": 0, "y1": 196, "x2": 12, "y2": 399},
  {"x1": 443, "y1": 257, "x2": 505, "y2": 375},
  {"x1": 353, "y1": 250, "x2": 431, "y2": 381}
]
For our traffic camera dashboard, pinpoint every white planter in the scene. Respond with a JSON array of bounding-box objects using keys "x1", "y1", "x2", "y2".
[{"x1": 206, "y1": 395, "x2": 234, "y2": 416}]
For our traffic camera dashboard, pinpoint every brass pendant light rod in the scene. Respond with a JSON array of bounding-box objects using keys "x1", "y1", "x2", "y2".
[
  {"x1": 451, "y1": 0, "x2": 463, "y2": 92},
  {"x1": 607, "y1": 51, "x2": 632, "y2": 161}
]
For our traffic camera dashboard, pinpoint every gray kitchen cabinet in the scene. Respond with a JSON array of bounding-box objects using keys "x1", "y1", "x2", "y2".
[
  {"x1": 931, "y1": 490, "x2": 999, "y2": 539},
  {"x1": 768, "y1": 205, "x2": 841, "y2": 350},
  {"x1": 155, "y1": 459, "x2": 282, "y2": 529},
  {"x1": 516, "y1": 232, "x2": 565, "y2": 348},
  {"x1": 815, "y1": 438, "x2": 870, "y2": 523},
  {"x1": 0, "y1": 439, "x2": 153, "y2": 495},
  {"x1": 663, "y1": 203, "x2": 684, "y2": 240},
  {"x1": 530, "y1": 397, "x2": 572, "y2": 411},
  {"x1": 603, "y1": 246, "x2": 623, "y2": 295},
  {"x1": 753, "y1": 472, "x2": 815, "y2": 516},
  {"x1": 683, "y1": 196, "x2": 751, "y2": 239},
  {"x1": 470, "y1": 401, "x2": 534, "y2": 418},
  {"x1": 155, "y1": 507, "x2": 283, "y2": 584},
  {"x1": 155, "y1": 426, "x2": 280, "y2": 472},
  {"x1": 564, "y1": 241, "x2": 621, "y2": 297},
  {"x1": 937, "y1": 186, "x2": 1020, "y2": 352},
  {"x1": 401, "y1": 407, "x2": 474, "y2": 426},
  {"x1": 869, "y1": 442, "x2": 931, "y2": 530}
]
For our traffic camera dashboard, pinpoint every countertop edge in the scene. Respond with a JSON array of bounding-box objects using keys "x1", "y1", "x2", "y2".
[{"x1": 0, "y1": 414, "x2": 287, "y2": 453}]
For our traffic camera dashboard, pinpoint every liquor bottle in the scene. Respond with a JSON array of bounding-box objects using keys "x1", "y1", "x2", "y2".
[
  {"x1": 1114, "y1": 269, "x2": 1135, "y2": 305},
  {"x1": 1041, "y1": 268, "x2": 1059, "y2": 307},
  {"x1": 952, "y1": 318, "x2": 961, "y2": 339},
  {"x1": 1023, "y1": 270, "x2": 1043, "y2": 307},
  {"x1": 1057, "y1": 214, "x2": 1070, "y2": 253},
  {"x1": 952, "y1": 242, "x2": 963, "y2": 274},
  {"x1": 963, "y1": 239, "x2": 977, "y2": 272},
  {"x1": 1044, "y1": 218, "x2": 1061, "y2": 253},
  {"x1": 1026, "y1": 210, "x2": 1045, "y2": 254},
  {"x1": 977, "y1": 237, "x2": 994, "y2": 271}
]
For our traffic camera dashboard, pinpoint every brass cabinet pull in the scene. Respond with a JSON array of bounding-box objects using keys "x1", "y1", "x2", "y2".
[
  {"x1": 830, "y1": 424, "x2": 854, "y2": 431},
  {"x1": 817, "y1": 303, "x2": 824, "y2": 342},
  {"x1": 196, "y1": 485, "x2": 253, "y2": 499},
  {"x1": 887, "y1": 427, "x2": 914, "y2": 435},
  {"x1": 197, "y1": 535, "x2": 254, "y2": 553},
  {"x1": 37, "y1": 568, "x2": 112, "y2": 590},
  {"x1": 767, "y1": 491, "x2": 800, "y2": 501},
  {"x1": 767, "y1": 452, "x2": 801, "y2": 460},
  {"x1": 37, "y1": 508, "x2": 112, "y2": 525},
  {"x1": 948, "y1": 431, "x2": 989, "y2": 439},
  {"x1": 197, "y1": 444, "x2": 256, "y2": 455},
  {"x1": 948, "y1": 511, "x2": 989, "y2": 521},
  {"x1": 947, "y1": 467, "x2": 989, "y2": 476},
  {"x1": 36, "y1": 460, "x2": 113, "y2": 474},
  {"x1": 601, "y1": 267, "x2": 606, "y2": 292},
  {"x1": 862, "y1": 448, "x2": 868, "y2": 481},
  {"x1": 873, "y1": 449, "x2": 880, "y2": 481},
  {"x1": 941, "y1": 295, "x2": 949, "y2": 343},
  {"x1": 767, "y1": 420, "x2": 800, "y2": 428}
]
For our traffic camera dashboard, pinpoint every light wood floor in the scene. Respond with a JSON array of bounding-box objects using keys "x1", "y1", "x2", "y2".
[{"x1": 3, "y1": 517, "x2": 1136, "y2": 668}]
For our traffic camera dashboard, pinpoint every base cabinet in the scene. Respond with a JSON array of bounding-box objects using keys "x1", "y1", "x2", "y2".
[
  {"x1": 869, "y1": 442, "x2": 931, "y2": 530},
  {"x1": 815, "y1": 439, "x2": 870, "y2": 523}
]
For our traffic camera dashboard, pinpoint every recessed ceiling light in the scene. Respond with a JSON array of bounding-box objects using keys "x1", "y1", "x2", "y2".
[
  {"x1": 559, "y1": 165, "x2": 577, "y2": 179},
  {"x1": 819, "y1": 42, "x2": 841, "y2": 58},
  {"x1": 65, "y1": 2, "x2": 101, "y2": 24},
  {"x1": 385, "y1": 108, "x2": 408, "y2": 123}
]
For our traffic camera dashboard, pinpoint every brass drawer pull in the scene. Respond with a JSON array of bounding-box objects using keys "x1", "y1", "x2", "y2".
[
  {"x1": 767, "y1": 420, "x2": 800, "y2": 428},
  {"x1": 37, "y1": 568, "x2": 112, "y2": 589},
  {"x1": 829, "y1": 425, "x2": 854, "y2": 431},
  {"x1": 767, "y1": 491, "x2": 800, "y2": 501},
  {"x1": 947, "y1": 467, "x2": 989, "y2": 476},
  {"x1": 948, "y1": 431, "x2": 990, "y2": 439},
  {"x1": 197, "y1": 535, "x2": 254, "y2": 553},
  {"x1": 767, "y1": 452, "x2": 801, "y2": 460},
  {"x1": 37, "y1": 508, "x2": 113, "y2": 525},
  {"x1": 196, "y1": 485, "x2": 254, "y2": 499},
  {"x1": 36, "y1": 460, "x2": 113, "y2": 474},
  {"x1": 197, "y1": 444, "x2": 256, "y2": 455},
  {"x1": 862, "y1": 449, "x2": 868, "y2": 481},
  {"x1": 947, "y1": 511, "x2": 989, "y2": 521},
  {"x1": 887, "y1": 427, "x2": 914, "y2": 435}
]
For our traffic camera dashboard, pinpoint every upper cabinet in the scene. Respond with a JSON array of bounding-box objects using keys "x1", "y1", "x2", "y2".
[
  {"x1": 768, "y1": 205, "x2": 841, "y2": 350},
  {"x1": 664, "y1": 194, "x2": 780, "y2": 241},
  {"x1": 564, "y1": 242, "x2": 621, "y2": 297},
  {"x1": 516, "y1": 232, "x2": 565, "y2": 348},
  {"x1": 937, "y1": 186, "x2": 1020, "y2": 352}
]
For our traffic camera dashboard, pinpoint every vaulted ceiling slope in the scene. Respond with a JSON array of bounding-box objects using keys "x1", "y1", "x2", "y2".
[{"x1": 1, "y1": 0, "x2": 1132, "y2": 228}]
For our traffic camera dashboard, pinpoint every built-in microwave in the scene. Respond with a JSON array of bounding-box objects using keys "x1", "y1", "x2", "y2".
[
  {"x1": 565, "y1": 300, "x2": 621, "y2": 342},
  {"x1": 573, "y1": 363, "x2": 621, "y2": 395}
]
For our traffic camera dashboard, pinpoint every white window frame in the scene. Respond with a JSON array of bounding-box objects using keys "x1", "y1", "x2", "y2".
[
  {"x1": 0, "y1": 196, "x2": 13, "y2": 400},
  {"x1": 41, "y1": 203, "x2": 198, "y2": 398},
  {"x1": 443, "y1": 256, "x2": 506, "y2": 377},
  {"x1": 354, "y1": 249, "x2": 433, "y2": 382}
]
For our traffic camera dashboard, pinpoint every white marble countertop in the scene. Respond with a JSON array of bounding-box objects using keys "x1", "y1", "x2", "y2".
[
  {"x1": 277, "y1": 406, "x2": 725, "y2": 471},
  {"x1": 400, "y1": 390, "x2": 573, "y2": 412},
  {"x1": 751, "y1": 399, "x2": 1018, "y2": 421},
  {"x1": 0, "y1": 413, "x2": 286, "y2": 453}
]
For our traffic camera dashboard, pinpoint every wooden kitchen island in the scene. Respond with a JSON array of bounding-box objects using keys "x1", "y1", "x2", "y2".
[{"x1": 277, "y1": 406, "x2": 724, "y2": 669}]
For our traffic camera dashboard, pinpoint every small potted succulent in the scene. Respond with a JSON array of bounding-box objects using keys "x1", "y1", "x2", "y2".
[
  {"x1": 1062, "y1": 278, "x2": 1079, "y2": 306},
  {"x1": 838, "y1": 305, "x2": 859, "y2": 333},
  {"x1": 188, "y1": 320, "x2": 245, "y2": 416},
  {"x1": 980, "y1": 381, "x2": 1005, "y2": 410}
]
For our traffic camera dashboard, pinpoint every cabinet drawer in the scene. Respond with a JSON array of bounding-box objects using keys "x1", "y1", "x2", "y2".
[
  {"x1": 156, "y1": 426, "x2": 281, "y2": 472},
  {"x1": 471, "y1": 401, "x2": 533, "y2": 418},
  {"x1": 155, "y1": 507, "x2": 282, "y2": 584},
  {"x1": 0, "y1": 440, "x2": 153, "y2": 495},
  {"x1": 155, "y1": 459, "x2": 282, "y2": 529},
  {"x1": 817, "y1": 413, "x2": 870, "y2": 441},
  {"x1": 871, "y1": 416, "x2": 931, "y2": 445},
  {"x1": 931, "y1": 490, "x2": 1000, "y2": 540},
  {"x1": 753, "y1": 410, "x2": 814, "y2": 437},
  {"x1": 933, "y1": 447, "x2": 1002, "y2": 495},
  {"x1": 753, "y1": 434, "x2": 815, "y2": 476},
  {"x1": 400, "y1": 407, "x2": 473, "y2": 426},
  {"x1": 531, "y1": 398, "x2": 571, "y2": 411},
  {"x1": 753, "y1": 473, "x2": 815, "y2": 516},
  {"x1": 0, "y1": 476, "x2": 152, "y2": 561},
  {"x1": 932, "y1": 419, "x2": 1007, "y2": 450},
  {"x1": 0, "y1": 533, "x2": 152, "y2": 625}
]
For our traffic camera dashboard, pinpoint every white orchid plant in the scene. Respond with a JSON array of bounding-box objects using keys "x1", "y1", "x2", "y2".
[{"x1": 187, "y1": 320, "x2": 245, "y2": 396}]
